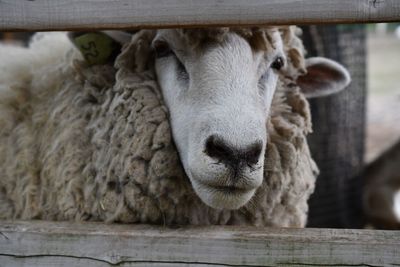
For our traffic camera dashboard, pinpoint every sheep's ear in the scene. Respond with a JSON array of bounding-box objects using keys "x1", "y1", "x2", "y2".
[
  {"x1": 296, "y1": 57, "x2": 351, "y2": 98},
  {"x1": 114, "y1": 30, "x2": 156, "y2": 72}
]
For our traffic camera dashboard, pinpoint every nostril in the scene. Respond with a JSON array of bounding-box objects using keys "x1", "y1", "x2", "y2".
[
  {"x1": 205, "y1": 135, "x2": 233, "y2": 162},
  {"x1": 244, "y1": 142, "x2": 263, "y2": 166},
  {"x1": 205, "y1": 135, "x2": 263, "y2": 167}
]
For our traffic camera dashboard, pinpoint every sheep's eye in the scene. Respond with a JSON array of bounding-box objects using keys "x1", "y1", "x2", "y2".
[
  {"x1": 271, "y1": 56, "x2": 284, "y2": 70},
  {"x1": 176, "y1": 58, "x2": 189, "y2": 80},
  {"x1": 153, "y1": 40, "x2": 172, "y2": 58}
]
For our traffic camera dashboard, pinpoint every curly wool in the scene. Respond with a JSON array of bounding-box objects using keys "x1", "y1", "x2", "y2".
[{"x1": 0, "y1": 28, "x2": 318, "y2": 227}]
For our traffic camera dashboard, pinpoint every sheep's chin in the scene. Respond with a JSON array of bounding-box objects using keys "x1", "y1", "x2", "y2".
[{"x1": 191, "y1": 179, "x2": 256, "y2": 210}]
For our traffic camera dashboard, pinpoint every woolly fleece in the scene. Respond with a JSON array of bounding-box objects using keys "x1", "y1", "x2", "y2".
[{"x1": 0, "y1": 29, "x2": 318, "y2": 227}]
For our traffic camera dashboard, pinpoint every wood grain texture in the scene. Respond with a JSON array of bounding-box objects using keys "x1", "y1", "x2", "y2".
[
  {"x1": 0, "y1": 0, "x2": 400, "y2": 32},
  {"x1": 303, "y1": 25, "x2": 367, "y2": 229},
  {"x1": 0, "y1": 221, "x2": 399, "y2": 267}
]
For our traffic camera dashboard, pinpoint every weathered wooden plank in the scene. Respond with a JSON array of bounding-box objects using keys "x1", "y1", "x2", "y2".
[
  {"x1": 0, "y1": 0, "x2": 400, "y2": 32},
  {"x1": 0, "y1": 221, "x2": 399, "y2": 267}
]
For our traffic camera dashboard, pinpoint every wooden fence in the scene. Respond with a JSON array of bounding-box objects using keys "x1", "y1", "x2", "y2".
[
  {"x1": 0, "y1": 0, "x2": 400, "y2": 266},
  {"x1": 0, "y1": 0, "x2": 400, "y2": 31},
  {"x1": 0, "y1": 220, "x2": 399, "y2": 267}
]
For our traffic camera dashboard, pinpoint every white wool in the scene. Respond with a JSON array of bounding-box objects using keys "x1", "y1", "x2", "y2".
[
  {"x1": 0, "y1": 32, "x2": 74, "y2": 84},
  {"x1": 0, "y1": 31, "x2": 317, "y2": 227}
]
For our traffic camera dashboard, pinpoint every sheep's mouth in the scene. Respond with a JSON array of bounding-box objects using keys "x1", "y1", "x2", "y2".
[
  {"x1": 197, "y1": 180, "x2": 254, "y2": 195},
  {"x1": 212, "y1": 185, "x2": 248, "y2": 194},
  {"x1": 193, "y1": 180, "x2": 256, "y2": 210}
]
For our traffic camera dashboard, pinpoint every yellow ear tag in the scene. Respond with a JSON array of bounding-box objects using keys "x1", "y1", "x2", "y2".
[{"x1": 72, "y1": 32, "x2": 119, "y2": 65}]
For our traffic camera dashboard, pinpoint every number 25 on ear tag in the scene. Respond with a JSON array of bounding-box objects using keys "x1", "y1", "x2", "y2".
[{"x1": 69, "y1": 32, "x2": 120, "y2": 65}]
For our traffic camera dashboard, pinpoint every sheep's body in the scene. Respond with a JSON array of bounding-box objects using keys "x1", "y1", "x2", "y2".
[
  {"x1": 364, "y1": 139, "x2": 400, "y2": 229},
  {"x1": 0, "y1": 31, "x2": 317, "y2": 227}
]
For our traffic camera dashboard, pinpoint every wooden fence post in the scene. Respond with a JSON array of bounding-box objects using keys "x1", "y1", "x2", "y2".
[{"x1": 301, "y1": 25, "x2": 367, "y2": 228}]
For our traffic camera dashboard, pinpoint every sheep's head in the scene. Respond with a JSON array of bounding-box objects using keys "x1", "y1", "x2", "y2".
[
  {"x1": 153, "y1": 28, "x2": 285, "y2": 210},
  {"x1": 104, "y1": 27, "x2": 351, "y2": 210}
]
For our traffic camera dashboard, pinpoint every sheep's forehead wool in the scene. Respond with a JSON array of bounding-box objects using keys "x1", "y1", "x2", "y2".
[
  {"x1": 166, "y1": 27, "x2": 306, "y2": 79},
  {"x1": 0, "y1": 27, "x2": 318, "y2": 227},
  {"x1": 181, "y1": 27, "x2": 288, "y2": 49}
]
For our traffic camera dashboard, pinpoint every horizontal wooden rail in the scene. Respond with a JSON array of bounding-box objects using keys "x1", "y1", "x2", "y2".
[
  {"x1": 1, "y1": 0, "x2": 400, "y2": 32},
  {"x1": 0, "y1": 221, "x2": 399, "y2": 266}
]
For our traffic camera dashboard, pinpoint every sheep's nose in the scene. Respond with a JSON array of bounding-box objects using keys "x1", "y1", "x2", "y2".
[{"x1": 204, "y1": 135, "x2": 263, "y2": 168}]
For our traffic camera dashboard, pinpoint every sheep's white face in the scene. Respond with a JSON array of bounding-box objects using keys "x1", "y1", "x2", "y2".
[{"x1": 153, "y1": 29, "x2": 286, "y2": 210}]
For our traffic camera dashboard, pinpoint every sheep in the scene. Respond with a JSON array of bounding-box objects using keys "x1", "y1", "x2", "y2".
[
  {"x1": 0, "y1": 27, "x2": 350, "y2": 227},
  {"x1": 364, "y1": 138, "x2": 400, "y2": 229}
]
